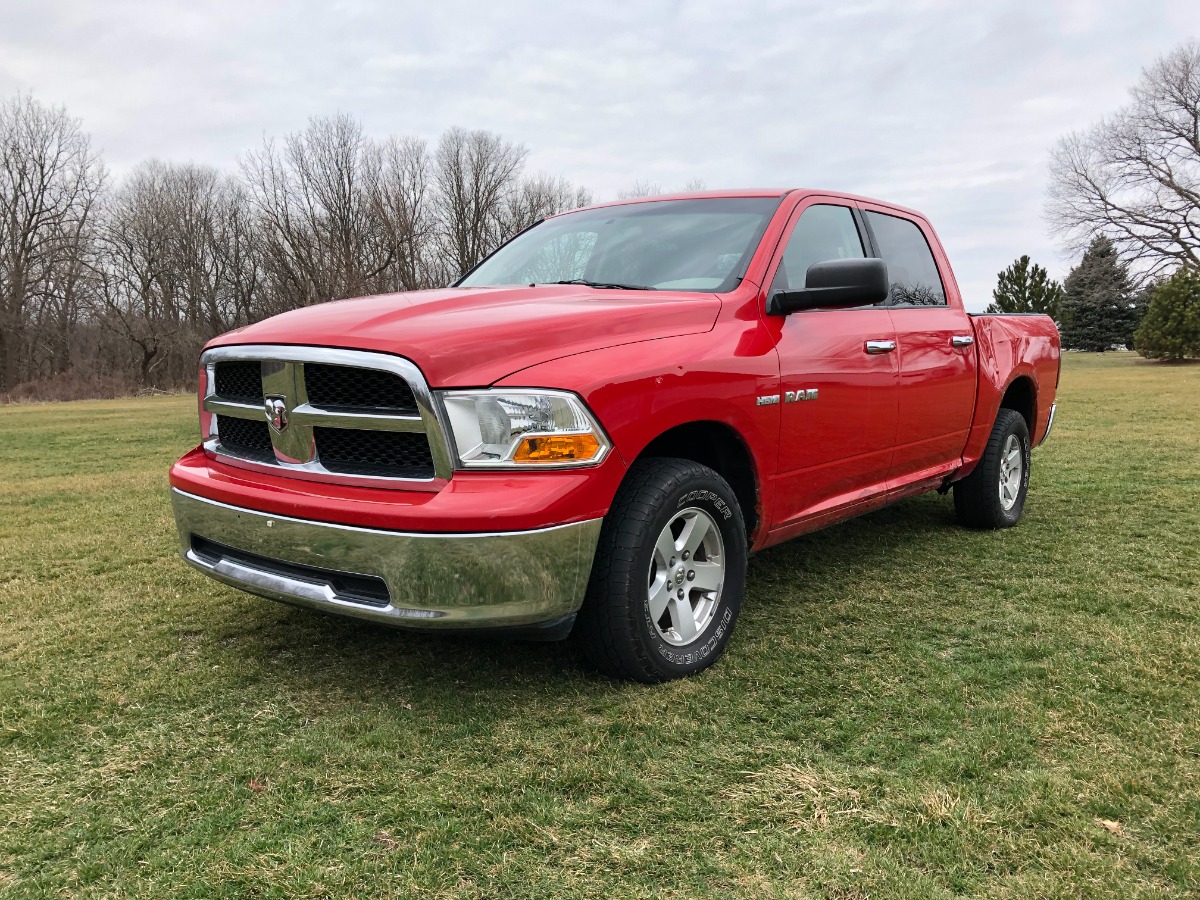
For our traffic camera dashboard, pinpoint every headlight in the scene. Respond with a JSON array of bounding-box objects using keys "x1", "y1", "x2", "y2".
[{"x1": 439, "y1": 389, "x2": 611, "y2": 469}]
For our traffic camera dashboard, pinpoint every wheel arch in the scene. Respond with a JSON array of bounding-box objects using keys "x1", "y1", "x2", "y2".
[
  {"x1": 634, "y1": 420, "x2": 762, "y2": 543},
  {"x1": 999, "y1": 373, "x2": 1037, "y2": 435}
]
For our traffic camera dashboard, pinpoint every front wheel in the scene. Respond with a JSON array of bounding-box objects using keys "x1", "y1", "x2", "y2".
[
  {"x1": 577, "y1": 458, "x2": 747, "y2": 683},
  {"x1": 953, "y1": 408, "x2": 1031, "y2": 529}
]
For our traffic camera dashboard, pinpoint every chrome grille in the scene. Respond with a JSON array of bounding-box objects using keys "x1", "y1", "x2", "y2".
[{"x1": 200, "y1": 346, "x2": 453, "y2": 489}]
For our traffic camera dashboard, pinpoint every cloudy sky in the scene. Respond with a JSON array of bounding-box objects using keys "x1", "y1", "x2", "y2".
[{"x1": 1, "y1": 0, "x2": 1194, "y2": 309}]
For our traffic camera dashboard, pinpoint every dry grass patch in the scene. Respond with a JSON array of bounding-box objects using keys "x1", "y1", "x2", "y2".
[{"x1": 1, "y1": 352, "x2": 1198, "y2": 898}]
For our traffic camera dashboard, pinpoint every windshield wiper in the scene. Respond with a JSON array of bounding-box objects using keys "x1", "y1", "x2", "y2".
[{"x1": 545, "y1": 279, "x2": 656, "y2": 291}]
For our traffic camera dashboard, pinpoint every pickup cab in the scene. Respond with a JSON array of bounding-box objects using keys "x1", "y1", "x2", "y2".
[{"x1": 169, "y1": 189, "x2": 1060, "y2": 682}]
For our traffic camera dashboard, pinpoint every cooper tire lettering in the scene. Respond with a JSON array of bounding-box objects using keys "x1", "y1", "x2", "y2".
[{"x1": 578, "y1": 458, "x2": 748, "y2": 682}]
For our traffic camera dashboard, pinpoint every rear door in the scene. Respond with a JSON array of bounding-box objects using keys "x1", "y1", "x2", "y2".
[
  {"x1": 765, "y1": 199, "x2": 899, "y2": 532},
  {"x1": 859, "y1": 206, "x2": 977, "y2": 484}
]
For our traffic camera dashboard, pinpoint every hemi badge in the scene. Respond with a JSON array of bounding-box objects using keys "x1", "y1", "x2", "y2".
[{"x1": 756, "y1": 394, "x2": 780, "y2": 406}]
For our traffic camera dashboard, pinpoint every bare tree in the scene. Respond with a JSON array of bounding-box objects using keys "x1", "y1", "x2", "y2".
[
  {"x1": 369, "y1": 135, "x2": 435, "y2": 292},
  {"x1": 241, "y1": 114, "x2": 397, "y2": 306},
  {"x1": 1048, "y1": 41, "x2": 1200, "y2": 278},
  {"x1": 0, "y1": 95, "x2": 597, "y2": 399},
  {"x1": 502, "y1": 173, "x2": 593, "y2": 238},
  {"x1": 616, "y1": 180, "x2": 664, "y2": 200},
  {"x1": 211, "y1": 179, "x2": 265, "y2": 327},
  {"x1": 95, "y1": 161, "x2": 183, "y2": 385},
  {"x1": 433, "y1": 127, "x2": 528, "y2": 278},
  {"x1": 0, "y1": 95, "x2": 104, "y2": 391},
  {"x1": 94, "y1": 160, "x2": 259, "y2": 386}
]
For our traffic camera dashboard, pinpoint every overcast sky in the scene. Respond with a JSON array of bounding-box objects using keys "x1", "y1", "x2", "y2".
[{"x1": 1, "y1": 0, "x2": 1194, "y2": 310}]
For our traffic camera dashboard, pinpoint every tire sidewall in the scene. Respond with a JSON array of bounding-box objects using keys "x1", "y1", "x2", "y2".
[
  {"x1": 995, "y1": 414, "x2": 1031, "y2": 526},
  {"x1": 631, "y1": 472, "x2": 746, "y2": 678}
]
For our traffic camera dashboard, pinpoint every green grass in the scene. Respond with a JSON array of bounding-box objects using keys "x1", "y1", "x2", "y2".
[{"x1": 2, "y1": 352, "x2": 1198, "y2": 898}]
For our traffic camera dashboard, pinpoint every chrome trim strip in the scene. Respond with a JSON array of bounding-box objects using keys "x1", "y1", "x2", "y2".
[
  {"x1": 171, "y1": 488, "x2": 602, "y2": 629},
  {"x1": 289, "y1": 404, "x2": 426, "y2": 432},
  {"x1": 1038, "y1": 401, "x2": 1057, "y2": 447},
  {"x1": 200, "y1": 344, "x2": 456, "y2": 490},
  {"x1": 193, "y1": 550, "x2": 372, "y2": 610},
  {"x1": 204, "y1": 398, "x2": 263, "y2": 418}
]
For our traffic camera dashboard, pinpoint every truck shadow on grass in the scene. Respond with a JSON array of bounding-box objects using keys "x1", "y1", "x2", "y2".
[{"x1": 203, "y1": 492, "x2": 968, "y2": 703}]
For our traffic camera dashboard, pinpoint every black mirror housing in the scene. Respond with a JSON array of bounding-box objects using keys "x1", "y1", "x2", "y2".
[{"x1": 768, "y1": 258, "x2": 889, "y2": 315}]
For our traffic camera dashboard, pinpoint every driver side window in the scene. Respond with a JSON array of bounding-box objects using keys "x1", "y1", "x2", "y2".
[{"x1": 771, "y1": 204, "x2": 865, "y2": 293}]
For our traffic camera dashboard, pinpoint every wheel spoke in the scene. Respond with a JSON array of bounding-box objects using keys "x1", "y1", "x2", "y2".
[
  {"x1": 677, "y1": 512, "x2": 711, "y2": 558},
  {"x1": 670, "y1": 596, "x2": 698, "y2": 642},
  {"x1": 995, "y1": 434, "x2": 1025, "y2": 511},
  {"x1": 647, "y1": 577, "x2": 672, "y2": 622},
  {"x1": 690, "y1": 561, "x2": 723, "y2": 593},
  {"x1": 654, "y1": 528, "x2": 677, "y2": 566}
]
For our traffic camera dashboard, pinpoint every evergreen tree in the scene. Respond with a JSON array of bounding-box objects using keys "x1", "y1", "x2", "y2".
[
  {"x1": 1059, "y1": 236, "x2": 1141, "y2": 351},
  {"x1": 1127, "y1": 279, "x2": 1159, "y2": 350},
  {"x1": 1134, "y1": 268, "x2": 1200, "y2": 360},
  {"x1": 987, "y1": 255, "x2": 1064, "y2": 320}
]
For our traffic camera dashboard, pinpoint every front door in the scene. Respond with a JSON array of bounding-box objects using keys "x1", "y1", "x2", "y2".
[{"x1": 764, "y1": 200, "x2": 899, "y2": 534}]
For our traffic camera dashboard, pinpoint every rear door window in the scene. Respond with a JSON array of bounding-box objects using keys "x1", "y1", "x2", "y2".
[{"x1": 864, "y1": 211, "x2": 947, "y2": 307}]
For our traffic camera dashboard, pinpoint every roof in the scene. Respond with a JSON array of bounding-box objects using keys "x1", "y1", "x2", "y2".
[{"x1": 563, "y1": 188, "x2": 927, "y2": 221}]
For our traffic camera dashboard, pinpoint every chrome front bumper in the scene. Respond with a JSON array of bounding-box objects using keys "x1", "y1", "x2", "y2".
[{"x1": 170, "y1": 489, "x2": 602, "y2": 637}]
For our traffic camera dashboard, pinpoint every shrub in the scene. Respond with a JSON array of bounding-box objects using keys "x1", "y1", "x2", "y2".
[
  {"x1": 1135, "y1": 268, "x2": 1200, "y2": 361},
  {"x1": 0, "y1": 370, "x2": 138, "y2": 404}
]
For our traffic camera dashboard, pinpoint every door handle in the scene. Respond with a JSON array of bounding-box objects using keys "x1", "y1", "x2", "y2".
[
  {"x1": 865, "y1": 340, "x2": 896, "y2": 354},
  {"x1": 951, "y1": 335, "x2": 975, "y2": 347}
]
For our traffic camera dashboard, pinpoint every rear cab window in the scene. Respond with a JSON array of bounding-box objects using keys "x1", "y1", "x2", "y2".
[{"x1": 863, "y1": 211, "x2": 947, "y2": 307}]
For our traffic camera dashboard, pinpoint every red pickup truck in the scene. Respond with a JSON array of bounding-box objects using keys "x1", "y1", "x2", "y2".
[{"x1": 170, "y1": 189, "x2": 1060, "y2": 682}]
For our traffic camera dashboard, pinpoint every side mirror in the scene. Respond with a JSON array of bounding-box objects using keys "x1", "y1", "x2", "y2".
[{"x1": 768, "y1": 258, "x2": 889, "y2": 315}]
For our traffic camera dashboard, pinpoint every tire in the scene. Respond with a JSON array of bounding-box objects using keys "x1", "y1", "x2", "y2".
[
  {"x1": 953, "y1": 408, "x2": 1031, "y2": 529},
  {"x1": 577, "y1": 457, "x2": 747, "y2": 683}
]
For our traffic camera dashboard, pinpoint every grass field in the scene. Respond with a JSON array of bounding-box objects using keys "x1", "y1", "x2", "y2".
[{"x1": 2, "y1": 352, "x2": 1198, "y2": 898}]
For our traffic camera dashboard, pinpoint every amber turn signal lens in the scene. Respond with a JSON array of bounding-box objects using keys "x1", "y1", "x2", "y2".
[{"x1": 512, "y1": 433, "x2": 602, "y2": 463}]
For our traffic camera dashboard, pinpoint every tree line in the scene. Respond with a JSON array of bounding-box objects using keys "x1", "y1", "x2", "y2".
[
  {"x1": 0, "y1": 98, "x2": 593, "y2": 398},
  {"x1": 6, "y1": 39, "x2": 1199, "y2": 402},
  {"x1": 996, "y1": 40, "x2": 1200, "y2": 359}
]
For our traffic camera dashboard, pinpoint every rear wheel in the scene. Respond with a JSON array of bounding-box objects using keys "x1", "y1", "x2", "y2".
[
  {"x1": 953, "y1": 408, "x2": 1030, "y2": 529},
  {"x1": 577, "y1": 458, "x2": 747, "y2": 683}
]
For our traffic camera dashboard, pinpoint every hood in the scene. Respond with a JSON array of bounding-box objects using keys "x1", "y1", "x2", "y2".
[{"x1": 208, "y1": 285, "x2": 722, "y2": 386}]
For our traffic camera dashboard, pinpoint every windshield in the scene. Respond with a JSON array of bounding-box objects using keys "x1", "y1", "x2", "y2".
[{"x1": 458, "y1": 197, "x2": 783, "y2": 292}]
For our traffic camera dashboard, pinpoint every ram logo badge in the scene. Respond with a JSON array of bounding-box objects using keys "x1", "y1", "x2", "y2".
[
  {"x1": 265, "y1": 396, "x2": 289, "y2": 433},
  {"x1": 784, "y1": 389, "x2": 819, "y2": 403}
]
